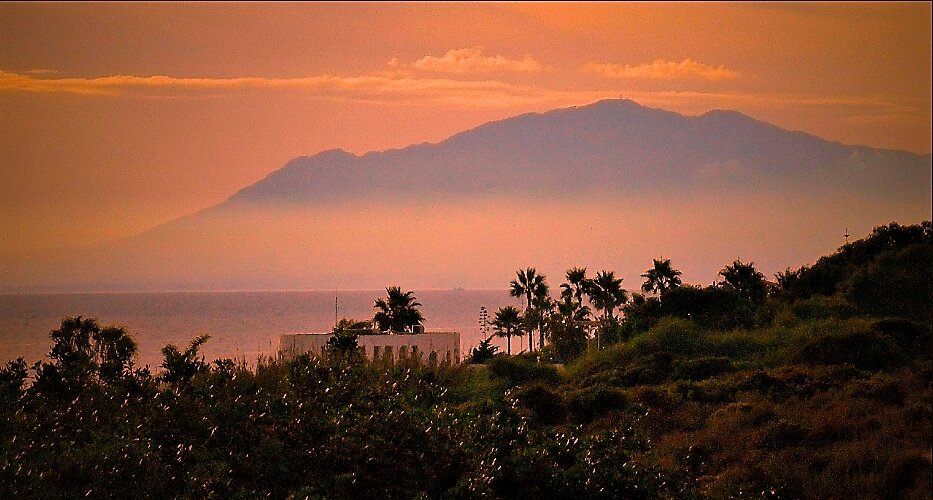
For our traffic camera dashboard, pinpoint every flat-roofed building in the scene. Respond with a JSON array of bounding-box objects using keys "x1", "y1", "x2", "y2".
[{"x1": 279, "y1": 331, "x2": 460, "y2": 364}]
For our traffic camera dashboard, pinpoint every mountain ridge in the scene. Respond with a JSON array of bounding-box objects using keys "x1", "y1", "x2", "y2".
[
  {"x1": 3, "y1": 98, "x2": 930, "y2": 292},
  {"x1": 220, "y1": 98, "x2": 929, "y2": 209}
]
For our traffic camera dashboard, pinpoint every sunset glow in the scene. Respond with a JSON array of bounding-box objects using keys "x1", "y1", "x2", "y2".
[{"x1": 1, "y1": 2, "x2": 930, "y2": 290}]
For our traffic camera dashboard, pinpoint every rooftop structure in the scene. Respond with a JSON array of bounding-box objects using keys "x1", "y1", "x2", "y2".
[{"x1": 279, "y1": 330, "x2": 460, "y2": 364}]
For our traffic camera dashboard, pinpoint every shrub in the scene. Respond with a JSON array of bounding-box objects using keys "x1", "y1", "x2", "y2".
[
  {"x1": 674, "y1": 356, "x2": 734, "y2": 381},
  {"x1": 790, "y1": 295, "x2": 858, "y2": 320},
  {"x1": 871, "y1": 318, "x2": 932, "y2": 360},
  {"x1": 565, "y1": 384, "x2": 629, "y2": 423},
  {"x1": 487, "y1": 354, "x2": 561, "y2": 388},
  {"x1": 842, "y1": 243, "x2": 933, "y2": 324},
  {"x1": 797, "y1": 329, "x2": 903, "y2": 371},
  {"x1": 509, "y1": 383, "x2": 566, "y2": 425},
  {"x1": 631, "y1": 318, "x2": 706, "y2": 357}
]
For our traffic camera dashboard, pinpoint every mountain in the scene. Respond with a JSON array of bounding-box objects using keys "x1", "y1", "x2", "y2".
[
  {"x1": 222, "y1": 99, "x2": 928, "y2": 208},
  {"x1": 4, "y1": 99, "x2": 931, "y2": 292}
]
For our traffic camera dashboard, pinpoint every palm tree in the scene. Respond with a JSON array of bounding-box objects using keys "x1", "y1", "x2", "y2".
[
  {"x1": 560, "y1": 267, "x2": 590, "y2": 305},
  {"x1": 556, "y1": 294, "x2": 591, "y2": 324},
  {"x1": 587, "y1": 270, "x2": 628, "y2": 321},
  {"x1": 373, "y1": 287, "x2": 425, "y2": 333},
  {"x1": 529, "y1": 293, "x2": 556, "y2": 352},
  {"x1": 550, "y1": 295, "x2": 590, "y2": 361},
  {"x1": 493, "y1": 306, "x2": 522, "y2": 355},
  {"x1": 509, "y1": 268, "x2": 548, "y2": 351},
  {"x1": 641, "y1": 258, "x2": 683, "y2": 296},
  {"x1": 719, "y1": 260, "x2": 767, "y2": 304}
]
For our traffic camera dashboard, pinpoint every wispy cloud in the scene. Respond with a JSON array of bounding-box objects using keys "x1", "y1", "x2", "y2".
[
  {"x1": 409, "y1": 47, "x2": 546, "y2": 73},
  {"x1": 0, "y1": 69, "x2": 537, "y2": 102},
  {"x1": 585, "y1": 58, "x2": 740, "y2": 80},
  {"x1": 1, "y1": 69, "x2": 916, "y2": 119}
]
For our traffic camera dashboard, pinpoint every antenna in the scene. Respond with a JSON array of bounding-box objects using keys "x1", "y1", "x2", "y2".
[
  {"x1": 844, "y1": 227, "x2": 850, "y2": 245},
  {"x1": 334, "y1": 291, "x2": 338, "y2": 328}
]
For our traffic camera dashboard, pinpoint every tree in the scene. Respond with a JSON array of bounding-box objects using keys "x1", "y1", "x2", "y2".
[
  {"x1": 94, "y1": 325, "x2": 139, "y2": 381},
  {"x1": 560, "y1": 267, "x2": 590, "y2": 306},
  {"x1": 719, "y1": 259, "x2": 768, "y2": 304},
  {"x1": 493, "y1": 306, "x2": 522, "y2": 355},
  {"x1": 510, "y1": 268, "x2": 549, "y2": 351},
  {"x1": 34, "y1": 316, "x2": 139, "y2": 391},
  {"x1": 547, "y1": 296, "x2": 590, "y2": 362},
  {"x1": 327, "y1": 328, "x2": 361, "y2": 358},
  {"x1": 160, "y1": 334, "x2": 210, "y2": 385},
  {"x1": 587, "y1": 270, "x2": 629, "y2": 321},
  {"x1": 470, "y1": 335, "x2": 499, "y2": 364},
  {"x1": 641, "y1": 258, "x2": 683, "y2": 296},
  {"x1": 529, "y1": 293, "x2": 556, "y2": 354},
  {"x1": 373, "y1": 287, "x2": 425, "y2": 333}
]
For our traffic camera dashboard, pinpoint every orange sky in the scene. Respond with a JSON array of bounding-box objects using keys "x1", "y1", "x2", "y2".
[{"x1": 1, "y1": 2, "x2": 931, "y2": 256}]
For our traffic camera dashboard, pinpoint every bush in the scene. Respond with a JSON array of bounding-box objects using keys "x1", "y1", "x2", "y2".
[
  {"x1": 674, "y1": 356, "x2": 734, "y2": 381},
  {"x1": 842, "y1": 243, "x2": 933, "y2": 324},
  {"x1": 797, "y1": 329, "x2": 903, "y2": 371},
  {"x1": 509, "y1": 383, "x2": 566, "y2": 425},
  {"x1": 565, "y1": 384, "x2": 629, "y2": 423},
  {"x1": 487, "y1": 354, "x2": 561, "y2": 388},
  {"x1": 790, "y1": 295, "x2": 858, "y2": 320},
  {"x1": 630, "y1": 318, "x2": 706, "y2": 357},
  {"x1": 871, "y1": 319, "x2": 932, "y2": 360}
]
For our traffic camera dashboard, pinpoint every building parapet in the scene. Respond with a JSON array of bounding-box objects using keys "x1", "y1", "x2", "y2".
[{"x1": 279, "y1": 331, "x2": 460, "y2": 364}]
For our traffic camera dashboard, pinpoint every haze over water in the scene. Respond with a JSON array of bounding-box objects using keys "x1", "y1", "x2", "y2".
[{"x1": 0, "y1": 290, "x2": 523, "y2": 369}]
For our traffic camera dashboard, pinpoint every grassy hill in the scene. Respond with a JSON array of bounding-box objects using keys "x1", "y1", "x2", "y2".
[{"x1": 2, "y1": 221, "x2": 930, "y2": 498}]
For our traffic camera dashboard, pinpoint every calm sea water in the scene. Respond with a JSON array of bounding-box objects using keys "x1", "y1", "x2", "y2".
[{"x1": 0, "y1": 290, "x2": 527, "y2": 370}]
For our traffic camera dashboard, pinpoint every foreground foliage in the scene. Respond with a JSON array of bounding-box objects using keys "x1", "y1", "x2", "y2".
[{"x1": 1, "y1": 221, "x2": 930, "y2": 498}]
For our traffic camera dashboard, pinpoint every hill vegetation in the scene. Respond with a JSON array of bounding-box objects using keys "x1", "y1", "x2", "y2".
[{"x1": 1, "y1": 221, "x2": 930, "y2": 498}]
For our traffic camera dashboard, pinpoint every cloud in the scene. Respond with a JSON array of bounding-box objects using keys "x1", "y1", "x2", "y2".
[
  {"x1": 411, "y1": 47, "x2": 545, "y2": 73},
  {"x1": 1, "y1": 69, "x2": 917, "y2": 118},
  {"x1": 0, "y1": 69, "x2": 534, "y2": 102},
  {"x1": 585, "y1": 58, "x2": 740, "y2": 80}
]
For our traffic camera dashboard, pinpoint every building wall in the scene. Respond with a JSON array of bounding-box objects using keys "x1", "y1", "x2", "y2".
[{"x1": 279, "y1": 331, "x2": 460, "y2": 363}]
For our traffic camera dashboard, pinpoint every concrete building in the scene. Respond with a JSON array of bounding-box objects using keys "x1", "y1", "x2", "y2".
[{"x1": 279, "y1": 331, "x2": 460, "y2": 364}]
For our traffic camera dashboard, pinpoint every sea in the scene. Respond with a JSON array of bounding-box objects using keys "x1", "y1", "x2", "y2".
[{"x1": 0, "y1": 290, "x2": 528, "y2": 370}]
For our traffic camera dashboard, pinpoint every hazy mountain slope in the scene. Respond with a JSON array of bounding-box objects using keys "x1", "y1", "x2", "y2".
[
  {"x1": 223, "y1": 99, "x2": 930, "y2": 208},
  {"x1": 4, "y1": 99, "x2": 930, "y2": 292}
]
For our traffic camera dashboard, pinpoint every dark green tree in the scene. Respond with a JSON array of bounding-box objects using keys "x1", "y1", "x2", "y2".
[
  {"x1": 93, "y1": 325, "x2": 139, "y2": 381},
  {"x1": 493, "y1": 305, "x2": 522, "y2": 355},
  {"x1": 160, "y1": 334, "x2": 210, "y2": 385},
  {"x1": 560, "y1": 267, "x2": 590, "y2": 306},
  {"x1": 510, "y1": 268, "x2": 549, "y2": 351},
  {"x1": 547, "y1": 296, "x2": 590, "y2": 361},
  {"x1": 587, "y1": 270, "x2": 629, "y2": 321},
  {"x1": 470, "y1": 335, "x2": 499, "y2": 364},
  {"x1": 641, "y1": 258, "x2": 683, "y2": 296},
  {"x1": 373, "y1": 287, "x2": 425, "y2": 333},
  {"x1": 528, "y1": 293, "x2": 556, "y2": 353},
  {"x1": 719, "y1": 259, "x2": 768, "y2": 304},
  {"x1": 327, "y1": 328, "x2": 361, "y2": 358},
  {"x1": 33, "y1": 316, "x2": 139, "y2": 392}
]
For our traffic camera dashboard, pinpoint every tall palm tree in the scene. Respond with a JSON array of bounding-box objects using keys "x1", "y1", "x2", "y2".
[
  {"x1": 556, "y1": 294, "x2": 591, "y2": 324},
  {"x1": 560, "y1": 267, "x2": 590, "y2": 306},
  {"x1": 587, "y1": 270, "x2": 628, "y2": 321},
  {"x1": 373, "y1": 287, "x2": 425, "y2": 333},
  {"x1": 641, "y1": 258, "x2": 683, "y2": 296},
  {"x1": 529, "y1": 293, "x2": 556, "y2": 353},
  {"x1": 719, "y1": 260, "x2": 767, "y2": 304},
  {"x1": 509, "y1": 268, "x2": 548, "y2": 351},
  {"x1": 493, "y1": 305, "x2": 522, "y2": 355}
]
